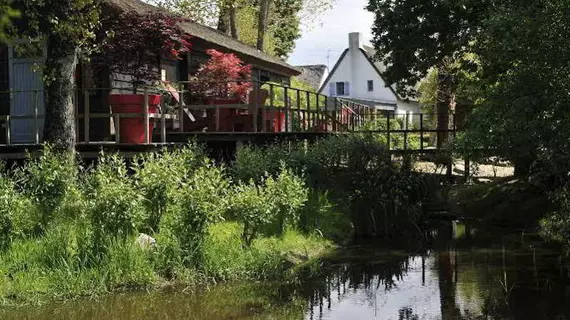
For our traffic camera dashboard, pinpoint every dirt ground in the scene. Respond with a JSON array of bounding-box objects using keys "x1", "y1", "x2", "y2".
[{"x1": 414, "y1": 159, "x2": 514, "y2": 180}]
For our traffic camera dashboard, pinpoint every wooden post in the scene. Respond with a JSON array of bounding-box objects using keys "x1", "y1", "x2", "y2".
[
  {"x1": 306, "y1": 91, "x2": 311, "y2": 130},
  {"x1": 215, "y1": 103, "x2": 221, "y2": 132},
  {"x1": 179, "y1": 89, "x2": 185, "y2": 133},
  {"x1": 316, "y1": 95, "x2": 320, "y2": 130},
  {"x1": 144, "y1": 88, "x2": 150, "y2": 144},
  {"x1": 403, "y1": 115, "x2": 408, "y2": 150},
  {"x1": 296, "y1": 89, "x2": 301, "y2": 132},
  {"x1": 84, "y1": 90, "x2": 90, "y2": 143},
  {"x1": 114, "y1": 114, "x2": 121, "y2": 143},
  {"x1": 420, "y1": 113, "x2": 424, "y2": 151},
  {"x1": 33, "y1": 90, "x2": 39, "y2": 144},
  {"x1": 161, "y1": 96, "x2": 166, "y2": 143},
  {"x1": 387, "y1": 113, "x2": 391, "y2": 150},
  {"x1": 252, "y1": 87, "x2": 258, "y2": 132},
  {"x1": 284, "y1": 86, "x2": 289, "y2": 133},
  {"x1": 5, "y1": 116, "x2": 10, "y2": 145}
]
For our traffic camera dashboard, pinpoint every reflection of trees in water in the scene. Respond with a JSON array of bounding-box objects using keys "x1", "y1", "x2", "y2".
[{"x1": 304, "y1": 252, "x2": 417, "y2": 320}]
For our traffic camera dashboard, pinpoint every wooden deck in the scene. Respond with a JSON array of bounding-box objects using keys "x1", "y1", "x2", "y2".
[{"x1": 0, "y1": 81, "x2": 458, "y2": 160}]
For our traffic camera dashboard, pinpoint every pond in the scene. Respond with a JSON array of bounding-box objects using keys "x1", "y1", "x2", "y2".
[{"x1": 3, "y1": 222, "x2": 570, "y2": 320}]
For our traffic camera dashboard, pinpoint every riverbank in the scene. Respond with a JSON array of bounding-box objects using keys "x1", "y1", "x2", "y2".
[
  {"x1": 0, "y1": 136, "x2": 443, "y2": 306},
  {"x1": 0, "y1": 221, "x2": 333, "y2": 306},
  {"x1": 448, "y1": 176, "x2": 556, "y2": 232}
]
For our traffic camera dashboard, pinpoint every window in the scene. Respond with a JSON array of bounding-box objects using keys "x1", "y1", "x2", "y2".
[
  {"x1": 329, "y1": 82, "x2": 350, "y2": 96},
  {"x1": 336, "y1": 82, "x2": 345, "y2": 96},
  {"x1": 367, "y1": 80, "x2": 374, "y2": 92}
]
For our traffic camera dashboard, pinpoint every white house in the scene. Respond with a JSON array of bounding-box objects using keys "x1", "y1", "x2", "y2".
[{"x1": 318, "y1": 32, "x2": 420, "y2": 119}]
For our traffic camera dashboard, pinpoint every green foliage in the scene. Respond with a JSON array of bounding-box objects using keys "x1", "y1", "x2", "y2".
[
  {"x1": 87, "y1": 155, "x2": 142, "y2": 244},
  {"x1": 0, "y1": 176, "x2": 38, "y2": 249},
  {"x1": 366, "y1": 0, "x2": 486, "y2": 97},
  {"x1": 230, "y1": 179, "x2": 274, "y2": 247},
  {"x1": 133, "y1": 146, "x2": 206, "y2": 234},
  {"x1": 14, "y1": 146, "x2": 78, "y2": 232},
  {"x1": 162, "y1": 163, "x2": 230, "y2": 265},
  {"x1": 265, "y1": 166, "x2": 308, "y2": 235},
  {"x1": 0, "y1": 1, "x2": 19, "y2": 41}
]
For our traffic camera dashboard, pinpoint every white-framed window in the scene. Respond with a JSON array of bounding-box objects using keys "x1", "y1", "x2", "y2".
[
  {"x1": 367, "y1": 80, "x2": 374, "y2": 92},
  {"x1": 329, "y1": 81, "x2": 350, "y2": 96}
]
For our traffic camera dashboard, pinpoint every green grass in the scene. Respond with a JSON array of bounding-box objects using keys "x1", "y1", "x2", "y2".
[{"x1": 0, "y1": 222, "x2": 333, "y2": 306}]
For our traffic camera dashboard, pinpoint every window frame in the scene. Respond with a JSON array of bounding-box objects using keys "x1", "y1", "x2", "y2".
[{"x1": 367, "y1": 80, "x2": 374, "y2": 92}]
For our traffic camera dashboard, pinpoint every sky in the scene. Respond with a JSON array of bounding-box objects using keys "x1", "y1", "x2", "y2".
[{"x1": 287, "y1": 0, "x2": 375, "y2": 68}]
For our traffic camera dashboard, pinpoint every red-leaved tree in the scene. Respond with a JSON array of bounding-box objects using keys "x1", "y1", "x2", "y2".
[
  {"x1": 97, "y1": 12, "x2": 191, "y2": 93},
  {"x1": 191, "y1": 49, "x2": 252, "y2": 102}
]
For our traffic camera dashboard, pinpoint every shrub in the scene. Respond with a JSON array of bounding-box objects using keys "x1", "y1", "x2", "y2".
[
  {"x1": 264, "y1": 166, "x2": 308, "y2": 236},
  {"x1": 161, "y1": 162, "x2": 230, "y2": 266},
  {"x1": 133, "y1": 146, "x2": 206, "y2": 234},
  {"x1": 540, "y1": 187, "x2": 570, "y2": 244},
  {"x1": 87, "y1": 155, "x2": 143, "y2": 248},
  {"x1": 231, "y1": 179, "x2": 275, "y2": 247},
  {"x1": 15, "y1": 145, "x2": 78, "y2": 232},
  {"x1": 0, "y1": 175, "x2": 39, "y2": 249}
]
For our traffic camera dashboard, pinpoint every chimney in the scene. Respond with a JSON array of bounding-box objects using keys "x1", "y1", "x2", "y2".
[{"x1": 349, "y1": 32, "x2": 362, "y2": 51}]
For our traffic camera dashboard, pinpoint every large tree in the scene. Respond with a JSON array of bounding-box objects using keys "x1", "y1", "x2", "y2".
[
  {"x1": 366, "y1": 0, "x2": 488, "y2": 147},
  {"x1": 460, "y1": 0, "x2": 570, "y2": 177},
  {"x1": 12, "y1": 0, "x2": 101, "y2": 152},
  {"x1": 153, "y1": 0, "x2": 335, "y2": 58}
]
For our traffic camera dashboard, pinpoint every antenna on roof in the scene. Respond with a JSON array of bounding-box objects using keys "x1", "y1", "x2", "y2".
[{"x1": 327, "y1": 49, "x2": 332, "y2": 69}]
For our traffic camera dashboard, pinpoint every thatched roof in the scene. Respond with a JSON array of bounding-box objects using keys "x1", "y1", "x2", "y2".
[
  {"x1": 296, "y1": 65, "x2": 328, "y2": 90},
  {"x1": 103, "y1": 0, "x2": 300, "y2": 76}
]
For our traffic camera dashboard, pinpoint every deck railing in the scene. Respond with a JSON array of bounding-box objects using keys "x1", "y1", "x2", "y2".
[{"x1": 0, "y1": 81, "x2": 457, "y2": 151}]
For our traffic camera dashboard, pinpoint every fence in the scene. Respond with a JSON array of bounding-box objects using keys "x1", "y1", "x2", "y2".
[{"x1": 0, "y1": 81, "x2": 457, "y2": 151}]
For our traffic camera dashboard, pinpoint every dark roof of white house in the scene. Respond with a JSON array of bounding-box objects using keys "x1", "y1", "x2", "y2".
[
  {"x1": 295, "y1": 65, "x2": 328, "y2": 90},
  {"x1": 104, "y1": 0, "x2": 301, "y2": 76}
]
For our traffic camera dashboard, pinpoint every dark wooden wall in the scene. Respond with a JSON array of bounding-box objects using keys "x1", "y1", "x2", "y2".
[{"x1": 0, "y1": 44, "x2": 9, "y2": 143}]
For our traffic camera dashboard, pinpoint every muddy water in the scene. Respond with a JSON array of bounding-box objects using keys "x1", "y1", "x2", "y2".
[{"x1": 3, "y1": 223, "x2": 570, "y2": 320}]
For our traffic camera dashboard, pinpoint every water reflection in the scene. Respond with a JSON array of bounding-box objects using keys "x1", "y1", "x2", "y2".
[
  {"x1": 3, "y1": 223, "x2": 570, "y2": 320},
  {"x1": 302, "y1": 223, "x2": 570, "y2": 320}
]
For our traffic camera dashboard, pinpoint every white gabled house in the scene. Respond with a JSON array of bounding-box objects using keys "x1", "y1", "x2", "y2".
[{"x1": 318, "y1": 32, "x2": 420, "y2": 121}]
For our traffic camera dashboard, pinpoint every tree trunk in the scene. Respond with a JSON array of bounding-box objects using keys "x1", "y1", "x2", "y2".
[
  {"x1": 436, "y1": 64, "x2": 455, "y2": 149},
  {"x1": 257, "y1": 0, "x2": 271, "y2": 51},
  {"x1": 217, "y1": 2, "x2": 231, "y2": 35},
  {"x1": 43, "y1": 35, "x2": 78, "y2": 152},
  {"x1": 229, "y1": 3, "x2": 238, "y2": 39}
]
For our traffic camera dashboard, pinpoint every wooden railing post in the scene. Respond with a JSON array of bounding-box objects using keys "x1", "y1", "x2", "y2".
[
  {"x1": 144, "y1": 88, "x2": 150, "y2": 144},
  {"x1": 5, "y1": 115, "x2": 10, "y2": 145},
  {"x1": 420, "y1": 113, "x2": 424, "y2": 151},
  {"x1": 264, "y1": 84, "x2": 273, "y2": 132},
  {"x1": 284, "y1": 86, "x2": 289, "y2": 133},
  {"x1": 296, "y1": 89, "x2": 301, "y2": 132},
  {"x1": 316, "y1": 95, "x2": 320, "y2": 131},
  {"x1": 84, "y1": 90, "x2": 90, "y2": 143},
  {"x1": 160, "y1": 95, "x2": 166, "y2": 143},
  {"x1": 33, "y1": 90, "x2": 39, "y2": 144},
  {"x1": 252, "y1": 87, "x2": 258, "y2": 132},
  {"x1": 306, "y1": 91, "x2": 311, "y2": 130},
  {"x1": 404, "y1": 112, "x2": 409, "y2": 150},
  {"x1": 387, "y1": 113, "x2": 391, "y2": 150},
  {"x1": 114, "y1": 114, "x2": 121, "y2": 143},
  {"x1": 179, "y1": 89, "x2": 185, "y2": 133}
]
